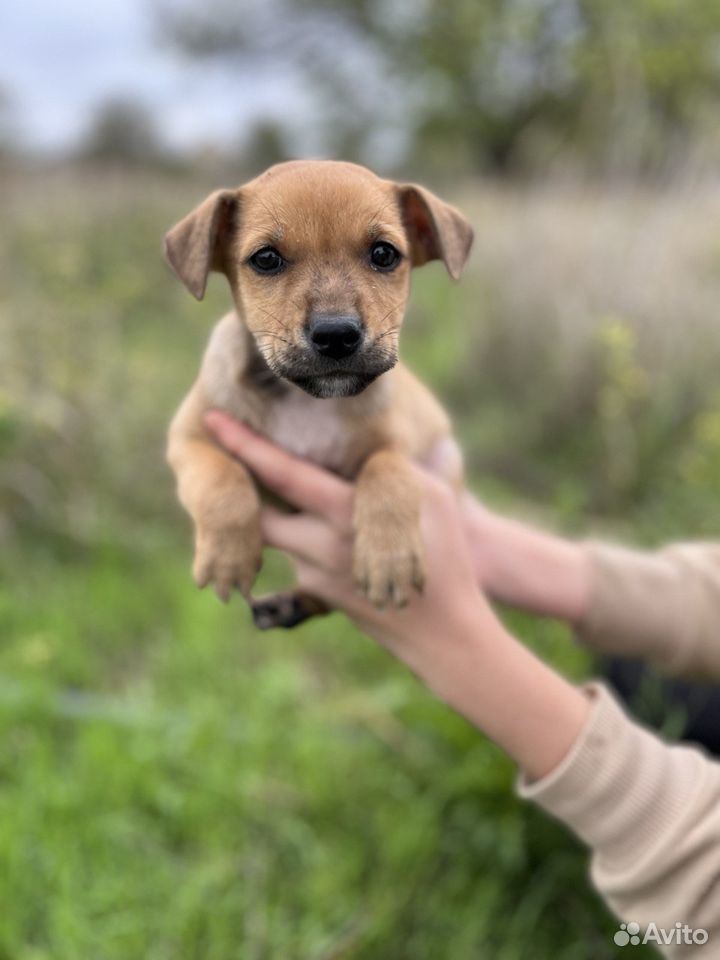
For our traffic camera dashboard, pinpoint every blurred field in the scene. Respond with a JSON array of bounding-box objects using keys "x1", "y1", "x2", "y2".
[{"x1": 4, "y1": 165, "x2": 720, "y2": 958}]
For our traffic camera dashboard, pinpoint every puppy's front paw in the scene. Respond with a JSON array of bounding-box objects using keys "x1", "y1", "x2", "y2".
[
  {"x1": 352, "y1": 522, "x2": 425, "y2": 609},
  {"x1": 193, "y1": 514, "x2": 262, "y2": 603}
]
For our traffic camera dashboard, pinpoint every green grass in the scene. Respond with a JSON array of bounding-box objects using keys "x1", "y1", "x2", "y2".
[
  {"x1": 1, "y1": 539, "x2": 612, "y2": 959},
  {"x1": 5, "y1": 166, "x2": 717, "y2": 957}
]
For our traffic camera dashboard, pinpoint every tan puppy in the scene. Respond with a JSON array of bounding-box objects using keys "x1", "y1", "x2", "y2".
[{"x1": 165, "y1": 160, "x2": 473, "y2": 629}]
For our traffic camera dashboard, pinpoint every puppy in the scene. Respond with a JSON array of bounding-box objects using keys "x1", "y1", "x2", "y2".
[{"x1": 165, "y1": 160, "x2": 473, "y2": 629}]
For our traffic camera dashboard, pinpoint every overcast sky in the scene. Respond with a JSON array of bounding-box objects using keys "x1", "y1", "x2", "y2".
[{"x1": 1, "y1": 0, "x2": 307, "y2": 152}]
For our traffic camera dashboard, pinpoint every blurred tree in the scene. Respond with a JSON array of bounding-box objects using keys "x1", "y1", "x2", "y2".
[
  {"x1": 80, "y1": 98, "x2": 166, "y2": 167},
  {"x1": 156, "y1": 0, "x2": 408, "y2": 170},
  {"x1": 241, "y1": 119, "x2": 293, "y2": 172},
  {"x1": 570, "y1": 0, "x2": 720, "y2": 175},
  {"x1": 159, "y1": 0, "x2": 720, "y2": 176}
]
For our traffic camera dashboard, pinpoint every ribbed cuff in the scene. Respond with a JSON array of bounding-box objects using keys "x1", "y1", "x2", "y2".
[
  {"x1": 575, "y1": 543, "x2": 690, "y2": 675},
  {"x1": 517, "y1": 682, "x2": 702, "y2": 870}
]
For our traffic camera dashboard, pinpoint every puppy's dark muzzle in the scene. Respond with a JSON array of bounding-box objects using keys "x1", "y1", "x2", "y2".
[
  {"x1": 274, "y1": 314, "x2": 395, "y2": 397},
  {"x1": 307, "y1": 314, "x2": 363, "y2": 361}
]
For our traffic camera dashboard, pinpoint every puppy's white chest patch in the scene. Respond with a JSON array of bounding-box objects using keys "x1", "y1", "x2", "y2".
[{"x1": 265, "y1": 393, "x2": 351, "y2": 472}]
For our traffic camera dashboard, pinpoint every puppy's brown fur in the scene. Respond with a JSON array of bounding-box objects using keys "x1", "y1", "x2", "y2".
[{"x1": 165, "y1": 160, "x2": 472, "y2": 628}]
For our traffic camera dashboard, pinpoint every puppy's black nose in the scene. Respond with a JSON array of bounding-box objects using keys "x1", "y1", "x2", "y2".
[{"x1": 308, "y1": 315, "x2": 363, "y2": 361}]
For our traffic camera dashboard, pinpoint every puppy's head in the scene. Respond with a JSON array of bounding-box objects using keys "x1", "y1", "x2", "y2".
[{"x1": 164, "y1": 160, "x2": 473, "y2": 398}]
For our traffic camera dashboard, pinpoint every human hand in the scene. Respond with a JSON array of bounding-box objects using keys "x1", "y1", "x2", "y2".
[
  {"x1": 458, "y1": 494, "x2": 592, "y2": 624},
  {"x1": 204, "y1": 411, "x2": 496, "y2": 677},
  {"x1": 205, "y1": 409, "x2": 591, "y2": 782}
]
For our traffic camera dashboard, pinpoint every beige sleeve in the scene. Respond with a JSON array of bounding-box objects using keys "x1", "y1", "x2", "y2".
[
  {"x1": 576, "y1": 541, "x2": 720, "y2": 680},
  {"x1": 518, "y1": 683, "x2": 720, "y2": 958}
]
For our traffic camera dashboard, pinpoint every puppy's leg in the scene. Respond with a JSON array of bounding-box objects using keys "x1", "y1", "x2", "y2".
[
  {"x1": 168, "y1": 394, "x2": 262, "y2": 603},
  {"x1": 251, "y1": 592, "x2": 329, "y2": 630},
  {"x1": 352, "y1": 449, "x2": 424, "y2": 608}
]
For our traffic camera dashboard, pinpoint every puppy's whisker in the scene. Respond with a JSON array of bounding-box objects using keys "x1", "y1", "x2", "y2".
[
  {"x1": 256, "y1": 307, "x2": 295, "y2": 336},
  {"x1": 374, "y1": 326, "x2": 400, "y2": 343},
  {"x1": 255, "y1": 197, "x2": 285, "y2": 233},
  {"x1": 257, "y1": 348, "x2": 280, "y2": 368},
  {"x1": 253, "y1": 330, "x2": 292, "y2": 345},
  {"x1": 375, "y1": 302, "x2": 403, "y2": 327}
]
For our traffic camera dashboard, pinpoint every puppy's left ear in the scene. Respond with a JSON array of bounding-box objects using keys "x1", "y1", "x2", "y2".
[
  {"x1": 397, "y1": 184, "x2": 474, "y2": 280},
  {"x1": 164, "y1": 189, "x2": 238, "y2": 300}
]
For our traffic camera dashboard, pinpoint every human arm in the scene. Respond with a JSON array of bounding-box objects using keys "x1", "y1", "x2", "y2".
[
  {"x1": 206, "y1": 411, "x2": 720, "y2": 956},
  {"x1": 462, "y1": 495, "x2": 720, "y2": 681},
  {"x1": 460, "y1": 494, "x2": 592, "y2": 622},
  {"x1": 204, "y1": 411, "x2": 590, "y2": 784}
]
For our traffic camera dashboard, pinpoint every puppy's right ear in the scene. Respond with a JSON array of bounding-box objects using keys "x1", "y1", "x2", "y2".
[{"x1": 164, "y1": 189, "x2": 238, "y2": 300}]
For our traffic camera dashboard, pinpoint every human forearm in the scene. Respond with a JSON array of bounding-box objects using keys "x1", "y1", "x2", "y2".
[
  {"x1": 390, "y1": 595, "x2": 591, "y2": 784},
  {"x1": 519, "y1": 682, "x2": 720, "y2": 957},
  {"x1": 463, "y1": 495, "x2": 720, "y2": 680},
  {"x1": 462, "y1": 495, "x2": 592, "y2": 623}
]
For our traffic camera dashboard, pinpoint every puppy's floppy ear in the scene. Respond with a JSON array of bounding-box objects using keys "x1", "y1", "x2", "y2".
[
  {"x1": 164, "y1": 189, "x2": 238, "y2": 300},
  {"x1": 397, "y1": 184, "x2": 473, "y2": 280}
]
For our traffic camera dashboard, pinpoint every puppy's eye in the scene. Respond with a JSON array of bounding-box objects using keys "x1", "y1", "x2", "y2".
[
  {"x1": 369, "y1": 241, "x2": 401, "y2": 272},
  {"x1": 248, "y1": 247, "x2": 286, "y2": 275}
]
